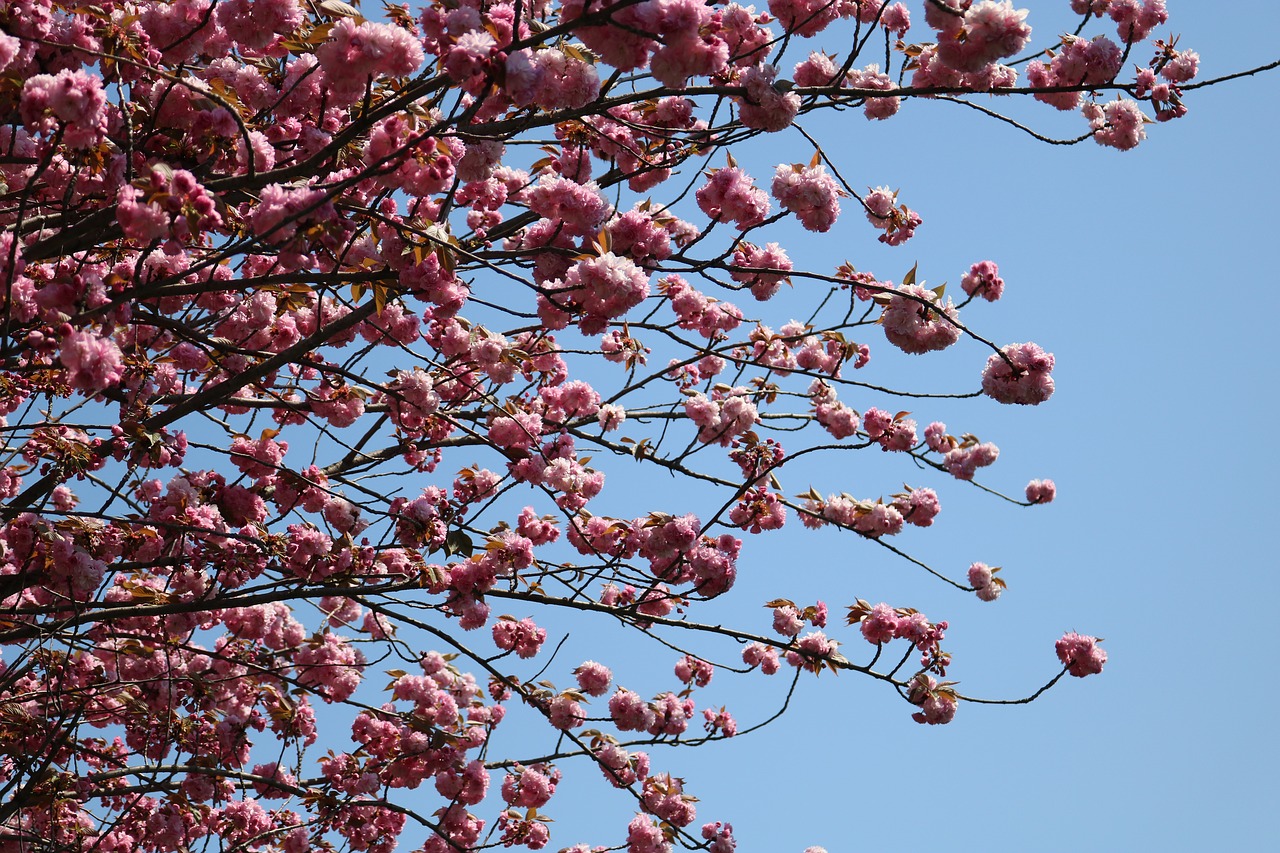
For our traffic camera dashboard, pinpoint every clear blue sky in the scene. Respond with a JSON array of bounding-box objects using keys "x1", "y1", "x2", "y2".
[{"x1": 491, "y1": 3, "x2": 1280, "y2": 850}]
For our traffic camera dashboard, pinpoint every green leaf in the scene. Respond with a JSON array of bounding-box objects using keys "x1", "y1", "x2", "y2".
[
  {"x1": 444, "y1": 530, "x2": 474, "y2": 558},
  {"x1": 902, "y1": 262, "x2": 919, "y2": 288}
]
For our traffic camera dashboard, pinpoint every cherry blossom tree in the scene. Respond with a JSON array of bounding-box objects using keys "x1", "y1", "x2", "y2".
[{"x1": 0, "y1": 0, "x2": 1270, "y2": 851}]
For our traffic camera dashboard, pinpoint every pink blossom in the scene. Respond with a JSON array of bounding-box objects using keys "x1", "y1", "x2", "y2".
[
  {"x1": 731, "y1": 241, "x2": 792, "y2": 301},
  {"x1": 772, "y1": 605, "x2": 804, "y2": 637},
  {"x1": 247, "y1": 183, "x2": 335, "y2": 244},
  {"x1": 925, "y1": 421, "x2": 952, "y2": 453},
  {"x1": 935, "y1": 1, "x2": 1031, "y2": 74},
  {"x1": 702, "y1": 822, "x2": 737, "y2": 853},
  {"x1": 216, "y1": 0, "x2": 304, "y2": 51},
  {"x1": 771, "y1": 163, "x2": 841, "y2": 233},
  {"x1": 315, "y1": 18, "x2": 424, "y2": 100},
  {"x1": 1161, "y1": 49, "x2": 1199, "y2": 84},
  {"x1": 294, "y1": 633, "x2": 366, "y2": 702},
  {"x1": 599, "y1": 404, "x2": 627, "y2": 431},
  {"x1": 696, "y1": 167, "x2": 771, "y2": 230},
  {"x1": 907, "y1": 673, "x2": 958, "y2": 724},
  {"x1": 595, "y1": 742, "x2": 650, "y2": 788},
  {"x1": 815, "y1": 399, "x2": 859, "y2": 439},
  {"x1": 684, "y1": 389, "x2": 759, "y2": 446},
  {"x1": 1108, "y1": 0, "x2": 1167, "y2": 43},
  {"x1": 1087, "y1": 98, "x2": 1148, "y2": 151},
  {"x1": 944, "y1": 441, "x2": 1000, "y2": 480},
  {"x1": 961, "y1": 260, "x2": 1005, "y2": 301},
  {"x1": 860, "y1": 603, "x2": 899, "y2": 645},
  {"x1": 0, "y1": 32, "x2": 19, "y2": 73},
  {"x1": 1026, "y1": 479, "x2": 1057, "y2": 504},
  {"x1": 853, "y1": 502, "x2": 903, "y2": 537},
  {"x1": 769, "y1": 0, "x2": 839, "y2": 36},
  {"x1": 492, "y1": 616, "x2": 546, "y2": 658},
  {"x1": 59, "y1": 328, "x2": 124, "y2": 393},
  {"x1": 863, "y1": 186, "x2": 921, "y2": 245},
  {"x1": 793, "y1": 52, "x2": 839, "y2": 88},
  {"x1": 609, "y1": 689, "x2": 656, "y2": 732},
  {"x1": 737, "y1": 64, "x2": 800, "y2": 132},
  {"x1": 646, "y1": 0, "x2": 729, "y2": 87},
  {"x1": 627, "y1": 814, "x2": 672, "y2": 853},
  {"x1": 880, "y1": 3, "x2": 912, "y2": 35},
  {"x1": 674, "y1": 655, "x2": 714, "y2": 687},
  {"x1": 502, "y1": 764, "x2": 560, "y2": 808},
  {"x1": 847, "y1": 64, "x2": 901, "y2": 121},
  {"x1": 524, "y1": 173, "x2": 611, "y2": 237},
  {"x1": 968, "y1": 562, "x2": 1003, "y2": 602},
  {"x1": 575, "y1": 660, "x2": 613, "y2": 696},
  {"x1": 893, "y1": 487, "x2": 941, "y2": 527},
  {"x1": 785, "y1": 631, "x2": 837, "y2": 672},
  {"x1": 508, "y1": 48, "x2": 602, "y2": 110},
  {"x1": 20, "y1": 70, "x2": 108, "y2": 148},
  {"x1": 981, "y1": 342, "x2": 1055, "y2": 405},
  {"x1": 1055, "y1": 632, "x2": 1107, "y2": 677},
  {"x1": 881, "y1": 284, "x2": 961, "y2": 354},
  {"x1": 543, "y1": 252, "x2": 651, "y2": 334},
  {"x1": 702, "y1": 707, "x2": 736, "y2": 737},
  {"x1": 742, "y1": 642, "x2": 780, "y2": 674}
]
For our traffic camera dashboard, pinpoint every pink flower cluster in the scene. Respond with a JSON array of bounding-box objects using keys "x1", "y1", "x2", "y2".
[
  {"x1": 1056, "y1": 632, "x2": 1107, "y2": 677},
  {"x1": 944, "y1": 440, "x2": 1000, "y2": 481},
  {"x1": 769, "y1": 0, "x2": 840, "y2": 37},
  {"x1": 662, "y1": 276, "x2": 744, "y2": 339},
  {"x1": 810, "y1": 382, "x2": 859, "y2": 439},
  {"x1": 492, "y1": 616, "x2": 547, "y2": 658},
  {"x1": 541, "y1": 252, "x2": 651, "y2": 334},
  {"x1": 960, "y1": 260, "x2": 1005, "y2": 301},
  {"x1": 294, "y1": 633, "x2": 366, "y2": 703},
  {"x1": 737, "y1": 64, "x2": 800, "y2": 132},
  {"x1": 855, "y1": 603, "x2": 948, "y2": 666},
  {"x1": 907, "y1": 673, "x2": 958, "y2": 725},
  {"x1": 742, "y1": 642, "x2": 780, "y2": 674},
  {"x1": 1085, "y1": 98, "x2": 1148, "y2": 151},
  {"x1": 117, "y1": 168, "x2": 223, "y2": 248},
  {"x1": 315, "y1": 18, "x2": 425, "y2": 103},
  {"x1": 20, "y1": 69, "x2": 108, "y2": 148},
  {"x1": 1102, "y1": 0, "x2": 1168, "y2": 43},
  {"x1": 696, "y1": 166, "x2": 771, "y2": 230},
  {"x1": 684, "y1": 388, "x2": 759, "y2": 447},
  {"x1": 1026, "y1": 478, "x2": 1057, "y2": 504},
  {"x1": 675, "y1": 655, "x2": 714, "y2": 687},
  {"x1": 892, "y1": 487, "x2": 941, "y2": 527},
  {"x1": 784, "y1": 631, "x2": 838, "y2": 673},
  {"x1": 847, "y1": 64, "x2": 901, "y2": 120},
  {"x1": 967, "y1": 562, "x2": 1004, "y2": 601},
  {"x1": 929, "y1": 1, "x2": 1031, "y2": 74},
  {"x1": 731, "y1": 241, "x2": 792, "y2": 301},
  {"x1": 1026, "y1": 35, "x2": 1122, "y2": 111},
  {"x1": 881, "y1": 285, "x2": 961, "y2": 354},
  {"x1": 863, "y1": 407, "x2": 918, "y2": 452},
  {"x1": 385, "y1": 368, "x2": 441, "y2": 436},
  {"x1": 595, "y1": 742, "x2": 651, "y2": 788},
  {"x1": 59, "y1": 328, "x2": 124, "y2": 393},
  {"x1": 771, "y1": 162, "x2": 842, "y2": 233},
  {"x1": 524, "y1": 174, "x2": 611, "y2": 238},
  {"x1": 981, "y1": 342, "x2": 1055, "y2": 405},
  {"x1": 575, "y1": 660, "x2": 613, "y2": 695},
  {"x1": 864, "y1": 187, "x2": 921, "y2": 245}
]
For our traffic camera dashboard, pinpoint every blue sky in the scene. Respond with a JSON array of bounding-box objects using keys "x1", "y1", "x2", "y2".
[{"x1": 501, "y1": 3, "x2": 1280, "y2": 850}]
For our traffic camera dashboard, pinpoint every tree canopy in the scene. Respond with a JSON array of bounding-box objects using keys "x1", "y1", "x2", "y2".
[{"x1": 1, "y1": 0, "x2": 1269, "y2": 851}]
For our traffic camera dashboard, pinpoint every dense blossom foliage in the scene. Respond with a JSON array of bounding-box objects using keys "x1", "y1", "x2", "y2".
[{"x1": 0, "y1": 0, "x2": 1247, "y2": 850}]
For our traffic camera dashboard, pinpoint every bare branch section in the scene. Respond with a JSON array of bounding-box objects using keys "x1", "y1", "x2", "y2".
[{"x1": 0, "y1": 1, "x2": 1265, "y2": 851}]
